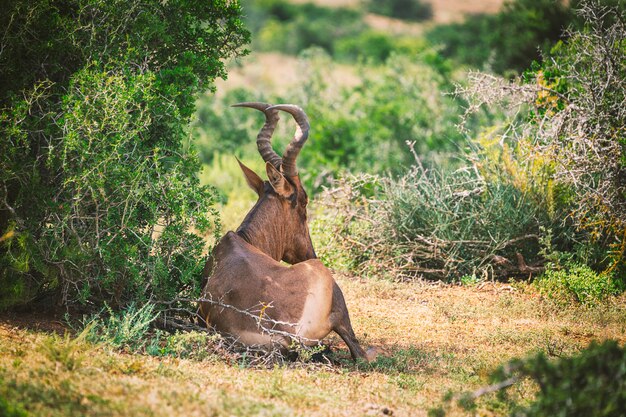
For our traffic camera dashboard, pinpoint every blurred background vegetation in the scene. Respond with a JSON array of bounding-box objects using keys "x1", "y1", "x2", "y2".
[{"x1": 1, "y1": 0, "x2": 625, "y2": 325}]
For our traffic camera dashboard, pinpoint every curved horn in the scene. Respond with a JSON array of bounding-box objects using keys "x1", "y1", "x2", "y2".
[
  {"x1": 267, "y1": 104, "x2": 310, "y2": 177},
  {"x1": 232, "y1": 102, "x2": 282, "y2": 169}
]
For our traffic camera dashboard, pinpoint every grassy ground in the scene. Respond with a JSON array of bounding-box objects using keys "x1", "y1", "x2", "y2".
[{"x1": 1, "y1": 276, "x2": 624, "y2": 416}]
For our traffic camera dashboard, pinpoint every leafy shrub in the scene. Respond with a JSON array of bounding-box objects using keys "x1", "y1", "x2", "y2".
[
  {"x1": 334, "y1": 30, "x2": 431, "y2": 63},
  {"x1": 193, "y1": 88, "x2": 287, "y2": 165},
  {"x1": 0, "y1": 394, "x2": 27, "y2": 417},
  {"x1": 433, "y1": 340, "x2": 626, "y2": 417},
  {"x1": 513, "y1": 340, "x2": 626, "y2": 417},
  {"x1": 0, "y1": 0, "x2": 248, "y2": 309},
  {"x1": 147, "y1": 330, "x2": 222, "y2": 361},
  {"x1": 39, "y1": 328, "x2": 93, "y2": 371},
  {"x1": 334, "y1": 31, "x2": 397, "y2": 63},
  {"x1": 243, "y1": 0, "x2": 432, "y2": 63},
  {"x1": 363, "y1": 0, "x2": 433, "y2": 22},
  {"x1": 534, "y1": 264, "x2": 621, "y2": 306}
]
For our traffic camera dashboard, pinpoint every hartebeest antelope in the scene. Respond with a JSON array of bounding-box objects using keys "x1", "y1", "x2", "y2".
[{"x1": 199, "y1": 103, "x2": 373, "y2": 361}]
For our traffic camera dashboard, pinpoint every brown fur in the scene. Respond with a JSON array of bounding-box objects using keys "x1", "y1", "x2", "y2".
[{"x1": 199, "y1": 163, "x2": 370, "y2": 360}]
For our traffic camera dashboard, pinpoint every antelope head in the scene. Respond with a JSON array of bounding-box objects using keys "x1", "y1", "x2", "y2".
[{"x1": 233, "y1": 102, "x2": 316, "y2": 264}]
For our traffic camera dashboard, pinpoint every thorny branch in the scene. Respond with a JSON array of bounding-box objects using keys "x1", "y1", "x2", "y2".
[
  {"x1": 155, "y1": 296, "x2": 326, "y2": 366},
  {"x1": 455, "y1": 2, "x2": 626, "y2": 245}
]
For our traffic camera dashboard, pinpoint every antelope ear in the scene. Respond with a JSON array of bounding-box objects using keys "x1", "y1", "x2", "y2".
[
  {"x1": 237, "y1": 158, "x2": 264, "y2": 196},
  {"x1": 266, "y1": 162, "x2": 293, "y2": 198}
]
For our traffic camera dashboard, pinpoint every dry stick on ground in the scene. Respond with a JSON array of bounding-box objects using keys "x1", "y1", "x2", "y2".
[
  {"x1": 155, "y1": 296, "x2": 328, "y2": 366},
  {"x1": 467, "y1": 376, "x2": 520, "y2": 400}
]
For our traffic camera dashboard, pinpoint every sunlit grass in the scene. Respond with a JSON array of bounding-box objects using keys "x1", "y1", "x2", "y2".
[{"x1": 1, "y1": 276, "x2": 624, "y2": 416}]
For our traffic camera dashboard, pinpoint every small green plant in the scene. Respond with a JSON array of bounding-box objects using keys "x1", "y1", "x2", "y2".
[
  {"x1": 460, "y1": 274, "x2": 480, "y2": 286},
  {"x1": 39, "y1": 327, "x2": 93, "y2": 371},
  {"x1": 80, "y1": 303, "x2": 158, "y2": 351},
  {"x1": 288, "y1": 341, "x2": 326, "y2": 362},
  {"x1": 0, "y1": 384, "x2": 28, "y2": 417}
]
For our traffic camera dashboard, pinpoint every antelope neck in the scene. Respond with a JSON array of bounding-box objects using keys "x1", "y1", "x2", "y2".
[{"x1": 236, "y1": 198, "x2": 286, "y2": 262}]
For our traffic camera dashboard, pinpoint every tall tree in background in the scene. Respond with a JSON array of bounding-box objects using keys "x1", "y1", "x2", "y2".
[{"x1": 0, "y1": 0, "x2": 249, "y2": 308}]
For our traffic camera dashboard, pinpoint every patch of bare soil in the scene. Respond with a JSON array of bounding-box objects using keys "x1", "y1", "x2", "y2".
[
  {"x1": 0, "y1": 310, "x2": 69, "y2": 335},
  {"x1": 429, "y1": 0, "x2": 503, "y2": 23},
  {"x1": 213, "y1": 52, "x2": 361, "y2": 96}
]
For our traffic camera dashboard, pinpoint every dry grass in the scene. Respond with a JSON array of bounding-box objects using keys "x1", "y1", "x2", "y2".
[{"x1": 1, "y1": 276, "x2": 624, "y2": 416}]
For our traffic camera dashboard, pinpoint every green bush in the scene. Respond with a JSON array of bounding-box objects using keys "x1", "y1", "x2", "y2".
[
  {"x1": 334, "y1": 31, "x2": 432, "y2": 63},
  {"x1": 334, "y1": 31, "x2": 397, "y2": 63},
  {"x1": 147, "y1": 331, "x2": 223, "y2": 361},
  {"x1": 194, "y1": 51, "x2": 466, "y2": 192},
  {"x1": 456, "y1": 2, "x2": 626, "y2": 276},
  {"x1": 312, "y1": 160, "x2": 553, "y2": 281},
  {"x1": 242, "y1": 0, "x2": 437, "y2": 63},
  {"x1": 533, "y1": 4, "x2": 626, "y2": 273},
  {"x1": 0, "y1": 0, "x2": 248, "y2": 309},
  {"x1": 0, "y1": 394, "x2": 27, "y2": 417},
  {"x1": 514, "y1": 340, "x2": 626, "y2": 417},
  {"x1": 363, "y1": 0, "x2": 432, "y2": 22},
  {"x1": 534, "y1": 264, "x2": 621, "y2": 306}
]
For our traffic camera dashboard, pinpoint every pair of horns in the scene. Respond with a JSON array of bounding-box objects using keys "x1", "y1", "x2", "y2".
[{"x1": 232, "y1": 102, "x2": 309, "y2": 178}]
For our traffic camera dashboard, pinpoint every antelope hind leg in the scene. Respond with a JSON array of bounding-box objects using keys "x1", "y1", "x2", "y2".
[{"x1": 330, "y1": 282, "x2": 376, "y2": 362}]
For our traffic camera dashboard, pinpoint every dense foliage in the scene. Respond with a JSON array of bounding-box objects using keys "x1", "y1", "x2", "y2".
[
  {"x1": 0, "y1": 0, "x2": 249, "y2": 308},
  {"x1": 243, "y1": 0, "x2": 365, "y2": 57},
  {"x1": 457, "y1": 2, "x2": 626, "y2": 276},
  {"x1": 312, "y1": 163, "x2": 552, "y2": 281},
  {"x1": 305, "y1": 2, "x2": 626, "y2": 285}
]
